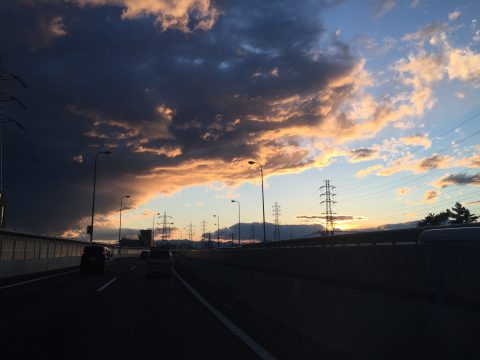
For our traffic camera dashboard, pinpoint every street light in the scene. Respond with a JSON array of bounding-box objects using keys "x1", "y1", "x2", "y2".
[
  {"x1": 118, "y1": 195, "x2": 130, "y2": 243},
  {"x1": 231, "y1": 200, "x2": 241, "y2": 246},
  {"x1": 248, "y1": 160, "x2": 266, "y2": 243},
  {"x1": 89, "y1": 150, "x2": 112, "y2": 242},
  {"x1": 152, "y1": 212, "x2": 161, "y2": 243},
  {"x1": 213, "y1": 214, "x2": 220, "y2": 247}
]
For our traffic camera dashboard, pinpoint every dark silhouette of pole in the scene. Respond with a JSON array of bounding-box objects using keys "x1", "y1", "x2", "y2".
[
  {"x1": 231, "y1": 200, "x2": 241, "y2": 245},
  {"x1": 248, "y1": 161, "x2": 266, "y2": 243},
  {"x1": 213, "y1": 214, "x2": 220, "y2": 247},
  {"x1": 89, "y1": 150, "x2": 111, "y2": 242},
  {"x1": 152, "y1": 212, "x2": 160, "y2": 243},
  {"x1": 0, "y1": 55, "x2": 27, "y2": 228},
  {"x1": 118, "y1": 195, "x2": 130, "y2": 243}
]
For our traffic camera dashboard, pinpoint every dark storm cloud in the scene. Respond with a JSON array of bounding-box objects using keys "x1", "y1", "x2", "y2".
[{"x1": 1, "y1": 0, "x2": 355, "y2": 234}]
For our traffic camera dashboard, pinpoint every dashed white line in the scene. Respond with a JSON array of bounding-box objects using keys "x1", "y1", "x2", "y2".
[
  {"x1": 0, "y1": 269, "x2": 79, "y2": 291},
  {"x1": 129, "y1": 265, "x2": 137, "y2": 271},
  {"x1": 172, "y1": 268, "x2": 277, "y2": 360},
  {"x1": 96, "y1": 277, "x2": 117, "y2": 292}
]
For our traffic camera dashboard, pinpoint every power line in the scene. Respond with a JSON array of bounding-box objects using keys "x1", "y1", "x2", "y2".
[
  {"x1": 342, "y1": 148, "x2": 477, "y2": 204},
  {"x1": 337, "y1": 111, "x2": 480, "y2": 190},
  {"x1": 340, "y1": 127, "x2": 480, "y2": 195}
]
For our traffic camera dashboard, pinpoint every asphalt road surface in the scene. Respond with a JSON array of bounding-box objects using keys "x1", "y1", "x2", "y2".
[{"x1": 0, "y1": 259, "x2": 270, "y2": 360}]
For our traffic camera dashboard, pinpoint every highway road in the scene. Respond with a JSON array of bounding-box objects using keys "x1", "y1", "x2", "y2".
[{"x1": 0, "y1": 259, "x2": 272, "y2": 360}]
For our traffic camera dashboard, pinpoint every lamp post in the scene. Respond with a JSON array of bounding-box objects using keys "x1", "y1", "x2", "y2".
[
  {"x1": 118, "y1": 195, "x2": 130, "y2": 243},
  {"x1": 213, "y1": 214, "x2": 220, "y2": 247},
  {"x1": 89, "y1": 150, "x2": 112, "y2": 242},
  {"x1": 152, "y1": 212, "x2": 160, "y2": 244},
  {"x1": 231, "y1": 200, "x2": 241, "y2": 246},
  {"x1": 248, "y1": 160, "x2": 266, "y2": 243}
]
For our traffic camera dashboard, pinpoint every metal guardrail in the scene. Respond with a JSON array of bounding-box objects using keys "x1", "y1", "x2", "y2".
[{"x1": 0, "y1": 229, "x2": 144, "y2": 261}]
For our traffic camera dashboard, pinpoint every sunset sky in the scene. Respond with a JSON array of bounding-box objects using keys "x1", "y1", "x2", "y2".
[{"x1": 1, "y1": 0, "x2": 479, "y2": 241}]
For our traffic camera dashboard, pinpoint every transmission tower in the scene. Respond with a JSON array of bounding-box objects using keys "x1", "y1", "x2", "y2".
[
  {"x1": 0, "y1": 54, "x2": 27, "y2": 228},
  {"x1": 272, "y1": 202, "x2": 281, "y2": 241},
  {"x1": 186, "y1": 222, "x2": 195, "y2": 242},
  {"x1": 320, "y1": 180, "x2": 336, "y2": 235},
  {"x1": 160, "y1": 211, "x2": 173, "y2": 241}
]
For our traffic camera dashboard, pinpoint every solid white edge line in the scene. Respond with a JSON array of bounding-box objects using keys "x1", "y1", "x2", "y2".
[
  {"x1": 129, "y1": 265, "x2": 137, "y2": 271},
  {"x1": 96, "y1": 277, "x2": 118, "y2": 292},
  {"x1": 0, "y1": 269, "x2": 79, "y2": 291},
  {"x1": 172, "y1": 268, "x2": 278, "y2": 360}
]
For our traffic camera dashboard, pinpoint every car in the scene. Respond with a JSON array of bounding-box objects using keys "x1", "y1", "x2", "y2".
[
  {"x1": 145, "y1": 248, "x2": 173, "y2": 277},
  {"x1": 80, "y1": 245, "x2": 112, "y2": 274},
  {"x1": 140, "y1": 249, "x2": 150, "y2": 260}
]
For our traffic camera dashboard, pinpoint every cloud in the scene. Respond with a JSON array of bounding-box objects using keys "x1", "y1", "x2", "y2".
[
  {"x1": 356, "y1": 164, "x2": 383, "y2": 178},
  {"x1": 50, "y1": 0, "x2": 220, "y2": 32},
  {"x1": 29, "y1": 15, "x2": 67, "y2": 50},
  {"x1": 415, "y1": 154, "x2": 450, "y2": 172},
  {"x1": 399, "y1": 134, "x2": 431, "y2": 148},
  {"x1": 372, "y1": 0, "x2": 397, "y2": 17},
  {"x1": 396, "y1": 187, "x2": 411, "y2": 196},
  {"x1": 1, "y1": 1, "x2": 479, "y2": 236},
  {"x1": 402, "y1": 23, "x2": 449, "y2": 46},
  {"x1": 348, "y1": 148, "x2": 379, "y2": 163},
  {"x1": 430, "y1": 172, "x2": 480, "y2": 188},
  {"x1": 296, "y1": 215, "x2": 368, "y2": 222},
  {"x1": 422, "y1": 189, "x2": 439, "y2": 203},
  {"x1": 448, "y1": 11, "x2": 461, "y2": 21},
  {"x1": 457, "y1": 153, "x2": 480, "y2": 168}
]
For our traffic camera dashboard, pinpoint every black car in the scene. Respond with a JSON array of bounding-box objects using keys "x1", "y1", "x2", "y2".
[{"x1": 80, "y1": 245, "x2": 111, "y2": 274}]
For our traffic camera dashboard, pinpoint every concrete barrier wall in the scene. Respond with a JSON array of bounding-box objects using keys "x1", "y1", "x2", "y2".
[
  {"x1": 0, "y1": 230, "x2": 144, "y2": 278},
  {"x1": 177, "y1": 243, "x2": 480, "y2": 359},
  {"x1": 0, "y1": 257, "x2": 82, "y2": 278}
]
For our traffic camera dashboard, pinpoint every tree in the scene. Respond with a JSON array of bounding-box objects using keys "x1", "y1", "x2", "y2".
[
  {"x1": 449, "y1": 202, "x2": 479, "y2": 224},
  {"x1": 417, "y1": 211, "x2": 450, "y2": 227},
  {"x1": 417, "y1": 202, "x2": 479, "y2": 227}
]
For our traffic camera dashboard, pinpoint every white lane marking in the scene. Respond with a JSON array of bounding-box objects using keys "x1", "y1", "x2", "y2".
[
  {"x1": 96, "y1": 277, "x2": 118, "y2": 292},
  {"x1": 129, "y1": 265, "x2": 137, "y2": 271},
  {"x1": 0, "y1": 269, "x2": 79, "y2": 291},
  {"x1": 172, "y1": 268, "x2": 277, "y2": 360}
]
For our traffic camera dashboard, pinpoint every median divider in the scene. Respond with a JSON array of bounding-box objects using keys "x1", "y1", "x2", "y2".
[{"x1": 176, "y1": 243, "x2": 480, "y2": 360}]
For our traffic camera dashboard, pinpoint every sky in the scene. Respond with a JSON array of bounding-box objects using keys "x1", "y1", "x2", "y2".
[{"x1": 1, "y1": 0, "x2": 479, "y2": 242}]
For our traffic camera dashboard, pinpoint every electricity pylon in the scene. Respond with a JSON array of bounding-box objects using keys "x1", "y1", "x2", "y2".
[
  {"x1": 272, "y1": 202, "x2": 281, "y2": 241},
  {"x1": 320, "y1": 180, "x2": 336, "y2": 236}
]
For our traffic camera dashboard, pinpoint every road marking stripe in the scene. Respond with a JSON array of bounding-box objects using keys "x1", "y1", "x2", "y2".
[
  {"x1": 96, "y1": 277, "x2": 117, "y2": 292},
  {"x1": 172, "y1": 268, "x2": 277, "y2": 360},
  {"x1": 129, "y1": 265, "x2": 137, "y2": 271},
  {"x1": 0, "y1": 269, "x2": 79, "y2": 291}
]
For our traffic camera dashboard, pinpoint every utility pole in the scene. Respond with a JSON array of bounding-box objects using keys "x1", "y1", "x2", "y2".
[
  {"x1": 0, "y1": 54, "x2": 27, "y2": 228},
  {"x1": 272, "y1": 202, "x2": 281, "y2": 241},
  {"x1": 201, "y1": 220, "x2": 207, "y2": 249},
  {"x1": 213, "y1": 214, "x2": 220, "y2": 247},
  {"x1": 320, "y1": 180, "x2": 336, "y2": 236}
]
